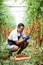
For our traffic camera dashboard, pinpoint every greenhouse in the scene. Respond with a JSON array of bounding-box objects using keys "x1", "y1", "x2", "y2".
[{"x1": 0, "y1": 0, "x2": 43, "y2": 65}]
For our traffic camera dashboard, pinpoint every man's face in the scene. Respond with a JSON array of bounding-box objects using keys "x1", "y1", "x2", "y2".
[{"x1": 18, "y1": 26, "x2": 24, "y2": 33}]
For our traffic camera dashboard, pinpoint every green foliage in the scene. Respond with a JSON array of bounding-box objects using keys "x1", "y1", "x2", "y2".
[
  {"x1": 23, "y1": 0, "x2": 43, "y2": 46},
  {"x1": 0, "y1": 1, "x2": 16, "y2": 29},
  {"x1": 23, "y1": 0, "x2": 43, "y2": 64},
  {"x1": 0, "y1": 1, "x2": 43, "y2": 65},
  {"x1": 0, "y1": 0, "x2": 16, "y2": 59},
  {"x1": 0, "y1": 0, "x2": 16, "y2": 43},
  {"x1": 21, "y1": 44, "x2": 43, "y2": 65},
  {"x1": 23, "y1": 0, "x2": 43, "y2": 24},
  {"x1": 14, "y1": 0, "x2": 17, "y2": 2}
]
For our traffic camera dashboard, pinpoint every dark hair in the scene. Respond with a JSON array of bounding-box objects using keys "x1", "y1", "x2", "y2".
[{"x1": 17, "y1": 23, "x2": 24, "y2": 28}]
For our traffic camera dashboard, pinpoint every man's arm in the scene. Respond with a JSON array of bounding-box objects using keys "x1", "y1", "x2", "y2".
[
  {"x1": 15, "y1": 39, "x2": 25, "y2": 45},
  {"x1": 15, "y1": 35, "x2": 30, "y2": 45}
]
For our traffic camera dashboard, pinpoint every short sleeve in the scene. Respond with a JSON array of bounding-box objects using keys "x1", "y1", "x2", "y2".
[
  {"x1": 12, "y1": 34, "x2": 18, "y2": 41},
  {"x1": 8, "y1": 30, "x2": 18, "y2": 41},
  {"x1": 12, "y1": 31, "x2": 18, "y2": 41}
]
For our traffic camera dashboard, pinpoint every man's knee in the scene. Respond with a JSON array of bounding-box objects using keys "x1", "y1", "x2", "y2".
[
  {"x1": 24, "y1": 41, "x2": 28, "y2": 46},
  {"x1": 12, "y1": 45, "x2": 19, "y2": 51},
  {"x1": 23, "y1": 41, "x2": 28, "y2": 48}
]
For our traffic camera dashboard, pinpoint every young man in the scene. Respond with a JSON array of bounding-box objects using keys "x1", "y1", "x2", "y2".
[{"x1": 6, "y1": 23, "x2": 30, "y2": 54}]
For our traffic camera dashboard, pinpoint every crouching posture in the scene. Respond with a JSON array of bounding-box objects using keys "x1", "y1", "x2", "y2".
[{"x1": 6, "y1": 23, "x2": 30, "y2": 54}]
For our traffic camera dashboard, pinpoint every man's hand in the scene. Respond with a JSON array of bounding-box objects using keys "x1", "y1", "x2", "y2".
[
  {"x1": 24, "y1": 36, "x2": 30, "y2": 41},
  {"x1": 15, "y1": 36, "x2": 30, "y2": 45}
]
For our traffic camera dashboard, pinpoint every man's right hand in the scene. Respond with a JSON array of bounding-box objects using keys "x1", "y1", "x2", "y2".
[{"x1": 24, "y1": 36, "x2": 30, "y2": 41}]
